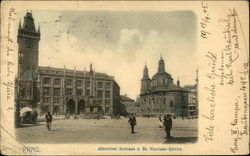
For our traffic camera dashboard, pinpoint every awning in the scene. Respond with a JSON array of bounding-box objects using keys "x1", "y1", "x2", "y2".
[{"x1": 20, "y1": 107, "x2": 33, "y2": 117}]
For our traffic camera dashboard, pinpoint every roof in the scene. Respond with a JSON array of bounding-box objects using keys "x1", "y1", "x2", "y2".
[
  {"x1": 152, "y1": 71, "x2": 172, "y2": 80},
  {"x1": 166, "y1": 83, "x2": 185, "y2": 91},
  {"x1": 120, "y1": 95, "x2": 134, "y2": 101},
  {"x1": 38, "y1": 66, "x2": 112, "y2": 78},
  {"x1": 149, "y1": 83, "x2": 187, "y2": 93},
  {"x1": 19, "y1": 70, "x2": 38, "y2": 81}
]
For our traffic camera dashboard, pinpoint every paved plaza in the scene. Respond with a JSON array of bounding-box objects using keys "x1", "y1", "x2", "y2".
[{"x1": 16, "y1": 117, "x2": 198, "y2": 144}]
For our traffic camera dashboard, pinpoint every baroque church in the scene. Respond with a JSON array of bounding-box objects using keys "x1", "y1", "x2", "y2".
[
  {"x1": 140, "y1": 56, "x2": 189, "y2": 117},
  {"x1": 15, "y1": 12, "x2": 121, "y2": 116}
]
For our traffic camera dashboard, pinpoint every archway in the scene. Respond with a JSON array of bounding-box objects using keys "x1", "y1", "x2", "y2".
[
  {"x1": 77, "y1": 99, "x2": 85, "y2": 114},
  {"x1": 67, "y1": 99, "x2": 75, "y2": 114}
]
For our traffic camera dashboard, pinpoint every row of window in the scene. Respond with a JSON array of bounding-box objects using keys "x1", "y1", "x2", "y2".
[
  {"x1": 142, "y1": 98, "x2": 174, "y2": 106},
  {"x1": 43, "y1": 77, "x2": 111, "y2": 88},
  {"x1": 142, "y1": 98, "x2": 174, "y2": 107},
  {"x1": 43, "y1": 97, "x2": 111, "y2": 105},
  {"x1": 43, "y1": 97, "x2": 60, "y2": 104},
  {"x1": 151, "y1": 78, "x2": 168, "y2": 86},
  {"x1": 43, "y1": 87, "x2": 111, "y2": 98},
  {"x1": 140, "y1": 109, "x2": 175, "y2": 113},
  {"x1": 20, "y1": 30, "x2": 40, "y2": 37}
]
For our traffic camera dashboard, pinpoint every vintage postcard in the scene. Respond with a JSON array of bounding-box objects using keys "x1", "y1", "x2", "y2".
[{"x1": 0, "y1": 0, "x2": 249, "y2": 155}]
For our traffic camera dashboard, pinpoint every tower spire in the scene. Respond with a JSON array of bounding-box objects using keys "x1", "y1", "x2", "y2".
[
  {"x1": 158, "y1": 54, "x2": 165, "y2": 73},
  {"x1": 90, "y1": 63, "x2": 93, "y2": 73},
  {"x1": 19, "y1": 20, "x2": 21, "y2": 29},
  {"x1": 177, "y1": 75, "x2": 180, "y2": 86},
  {"x1": 142, "y1": 63, "x2": 150, "y2": 80}
]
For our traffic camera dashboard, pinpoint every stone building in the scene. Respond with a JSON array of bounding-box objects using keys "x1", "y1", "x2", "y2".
[
  {"x1": 139, "y1": 56, "x2": 189, "y2": 117},
  {"x1": 120, "y1": 94, "x2": 135, "y2": 115},
  {"x1": 16, "y1": 11, "x2": 121, "y2": 116},
  {"x1": 183, "y1": 85, "x2": 198, "y2": 117}
]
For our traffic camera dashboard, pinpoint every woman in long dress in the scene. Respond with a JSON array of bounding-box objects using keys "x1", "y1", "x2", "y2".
[{"x1": 159, "y1": 115, "x2": 163, "y2": 128}]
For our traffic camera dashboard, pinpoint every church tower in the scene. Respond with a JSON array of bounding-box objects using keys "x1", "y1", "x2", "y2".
[
  {"x1": 140, "y1": 64, "x2": 151, "y2": 94},
  {"x1": 17, "y1": 11, "x2": 40, "y2": 77}
]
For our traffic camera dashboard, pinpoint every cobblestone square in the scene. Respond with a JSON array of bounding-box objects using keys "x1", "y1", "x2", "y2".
[{"x1": 16, "y1": 117, "x2": 198, "y2": 144}]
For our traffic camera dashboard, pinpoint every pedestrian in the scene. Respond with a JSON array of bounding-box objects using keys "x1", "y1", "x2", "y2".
[
  {"x1": 32, "y1": 110, "x2": 38, "y2": 124},
  {"x1": 159, "y1": 115, "x2": 163, "y2": 128},
  {"x1": 128, "y1": 114, "x2": 137, "y2": 134},
  {"x1": 163, "y1": 114, "x2": 172, "y2": 139},
  {"x1": 45, "y1": 112, "x2": 53, "y2": 131}
]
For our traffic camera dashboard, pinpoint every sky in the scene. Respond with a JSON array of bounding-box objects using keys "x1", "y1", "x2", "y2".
[{"x1": 15, "y1": 10, "x2": 198, "y2": 99}]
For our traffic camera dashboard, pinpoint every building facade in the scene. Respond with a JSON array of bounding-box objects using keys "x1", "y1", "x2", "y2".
[
  {"x1": 16, "y1": 12, "x2": 121, "y2": 116},
  {"x1": 120, "y1": 95, "x2": 135, "y2": 115},
  {"x1": 139, "y1": 56, "x2": 189, "y2": 117},
  {"x1": 183, "y1": 84, "x2": 198, "y2": 117}
]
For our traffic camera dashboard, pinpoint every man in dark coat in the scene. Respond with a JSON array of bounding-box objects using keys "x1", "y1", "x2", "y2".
[
  {"x1": 163, "y1": 114, "x2": 172, "y2": 139},
  {"x1": 45, "y1": 112, "x2": 53, "y2": 131},
  {"x1": 32, "y1": 110, "x2": 38, "y2": 124},
  {"x1": 128, "y1": 114, "x2": 137, "y2": 133}
]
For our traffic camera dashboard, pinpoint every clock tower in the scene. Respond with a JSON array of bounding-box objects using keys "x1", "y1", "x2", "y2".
[{"x1": 17, "y1": 11, "x2": 40, "y2": 77}]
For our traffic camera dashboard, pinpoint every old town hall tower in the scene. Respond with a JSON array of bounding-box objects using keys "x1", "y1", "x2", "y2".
[
  {"x1": 16, "y1": 12, "x2": 121, "y2": 117},
  {"x1": 17, "y1": 11, "x2": 40, "y2": 77}
]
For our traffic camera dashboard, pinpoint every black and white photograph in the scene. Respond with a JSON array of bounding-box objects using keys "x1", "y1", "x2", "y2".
[
  {"x1": 14, "y1": 9, "x2": 198, "y2": 144},
  {"x1": 1, "y1": 1, "x2": 248, "y2": 155}
]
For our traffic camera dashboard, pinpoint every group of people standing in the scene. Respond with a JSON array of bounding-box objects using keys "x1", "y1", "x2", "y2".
[
  {"x1": 128, "y1": 113, "x2": 173, "y2": 140},
  {"x1": 159, "y1": 114, "x2": 172, "y2": 139}
]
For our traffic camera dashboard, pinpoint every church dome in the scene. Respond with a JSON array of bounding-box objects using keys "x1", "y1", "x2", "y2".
[
  {"x1": 152, "y1": 71, "x2": 171, "y2": 80},
  {"x1": 151, "y1": 72, "x2": 173, "y2": 89},
  {"x1": 150, "y1": 56, "x2": 173, "y2": 88}
]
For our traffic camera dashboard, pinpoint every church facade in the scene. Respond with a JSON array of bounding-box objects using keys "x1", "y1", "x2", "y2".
[
  {"x1": 140, "y1": 57, "x2": 189, "y2": 117},
  {"x1": 16, "y1": 12, "x2": 121, "y2": 116}
]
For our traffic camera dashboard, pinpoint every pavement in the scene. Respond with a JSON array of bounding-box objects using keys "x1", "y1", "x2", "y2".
[{"x1": 15, "y1": 117, "x2": 198, "y2": 144}]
